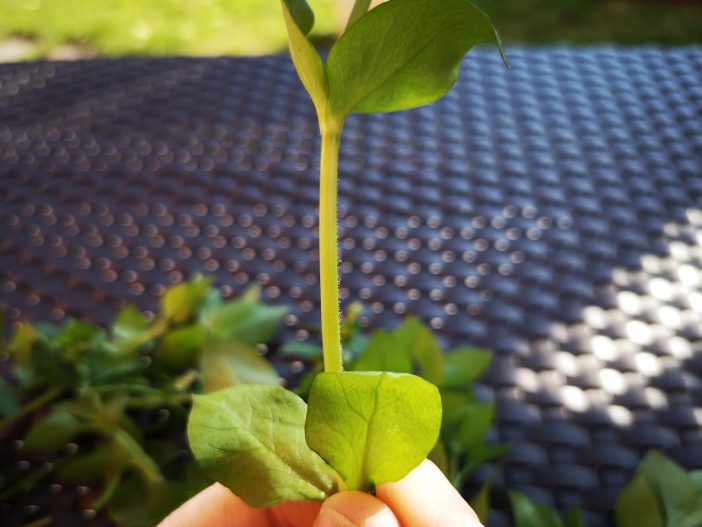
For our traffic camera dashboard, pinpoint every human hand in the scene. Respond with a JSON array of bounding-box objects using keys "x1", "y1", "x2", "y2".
[{"x1": 159, "y1": 460, "x2": 484, "y2": 527}]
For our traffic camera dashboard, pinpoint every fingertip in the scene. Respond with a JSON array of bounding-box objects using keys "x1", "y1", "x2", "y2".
[
  {"x1": 158, "y1": 483, "x2": 270, "y2": 527},
  {"x1": 376, "y1": 460, "x2": 483, "y2": 527},
  {"x1": 313, "y1": 491, "x2": 400, "y2": 527}
]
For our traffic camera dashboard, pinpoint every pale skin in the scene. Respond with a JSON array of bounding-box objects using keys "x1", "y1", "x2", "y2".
[{"x1": 159, "y1": 460, "x2": 484, "y2": 527}]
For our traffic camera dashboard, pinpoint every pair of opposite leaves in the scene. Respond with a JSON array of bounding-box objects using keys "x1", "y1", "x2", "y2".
[
  {"x1": 188, "y1": 371, "x2": 441, "y2": 507},
  {"x1": 189, "y1": 0, "x2": 505, "y2": 508},
  {"x1": 281, "y1": 0, "x2": 506, "y2": 125}
]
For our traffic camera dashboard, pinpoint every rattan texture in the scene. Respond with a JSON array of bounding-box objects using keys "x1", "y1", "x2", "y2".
[{"x1": 1, "y1": 48, "x2": 702, "y2": 526}]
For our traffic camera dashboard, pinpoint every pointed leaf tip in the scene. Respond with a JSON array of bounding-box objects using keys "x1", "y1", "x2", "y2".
[{"x1": 281, "y1": 0, "x2": 315, "y2": 35}]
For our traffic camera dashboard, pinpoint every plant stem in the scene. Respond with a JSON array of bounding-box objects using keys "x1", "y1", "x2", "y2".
[
  {"x1": 346, "y1": 0, "x2": 373, "y2": 31},
  {"x1": 319, "y1": 124, "x2": 343, "y2": 372},
  {"x1": 0, "y1": 386, "x2": 65, "y2": 430}
]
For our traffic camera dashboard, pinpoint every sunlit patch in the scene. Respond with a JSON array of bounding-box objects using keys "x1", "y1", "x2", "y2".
[
  {"x1": 657, "y1": 306, "x2": 682, "y2": 329},
  {"x1": 562, "y1": 385, "x2": 589, "y2": 412},
  {"x1": 584, "y1": 306, "x2": 608, "y2": 329},
  {"x1": 678, "y1": 264, "x2": 701, "y2": 288},
  {"x1": 617, "y1": 291, "x2": 642, "y2": 316},
  {"x1": 607, "y1": 405, "x2": 633, "y2": 427},
  {"x1": 634, "y1": 352, "x2": 661, "y2": 377},
  {"x1": 669, "y1": 241, "x2": 692, "y2": 262},
  {"x1": 668, "y1": 337, "x2": 692, "y2": 360},
  {"x1": 688, "y1": 292, "x2": 702, "y2": 314},
  {"x1": 626, "y1": 320, "x2": 652, "y2": 346},
  {"x1": 600, "y1": 368, "x2": 627, "y2": 395},
  {"x1": 515, "y1": 368, "x2": 539, "y2": 393},
  {"x1": 648, "y1": 277, "x2": 673, "y2": 302},
  {"x1": 554, "y1": 352, "x2": 578, "y2": 377},
  {"x1": 644, "y1": 387, "x2": 668, "y2": 409},
  {"x1": 591, "y1": 335, "x2": 618, "y2": 361}
]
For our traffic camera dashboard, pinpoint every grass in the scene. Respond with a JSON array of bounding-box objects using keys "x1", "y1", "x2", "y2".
[
  {"x1": 0, "y1": 0, "x2": 700, "y2": 59},
  {"x1": 0, "y1": 0, "x2": 337, "y2": 57}
]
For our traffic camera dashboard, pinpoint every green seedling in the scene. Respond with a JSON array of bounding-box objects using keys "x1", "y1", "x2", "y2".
[{"x1": 188, "y1": 0, "x2": 506, "y2": 507}]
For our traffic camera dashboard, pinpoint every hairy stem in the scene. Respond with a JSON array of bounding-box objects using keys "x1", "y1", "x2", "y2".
[
  {"x1": 345, "y1": 0, "x2": 373, "y2": 31},
  {"x1": 319, "y1": 124, "x2": 343, "y2": 372}
]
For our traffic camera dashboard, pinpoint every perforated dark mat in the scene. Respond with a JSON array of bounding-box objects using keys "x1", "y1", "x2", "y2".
[{"x1": 2, "y1": 48, "x2": 702, "y2": 526}]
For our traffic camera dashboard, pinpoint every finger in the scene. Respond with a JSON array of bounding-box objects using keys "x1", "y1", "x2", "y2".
[
  {"x1": 376, "y1": 460, "x2": 483, "y2": 527},
  {"x1": 158, "y1": 483, "x2": 272, "y2": 527},
  {"x1": 267, "y1": 499, "x2": 323, "y2": 527},
  {"x1": 313, "y1": 491, "x2": 400, "y2": 527}
]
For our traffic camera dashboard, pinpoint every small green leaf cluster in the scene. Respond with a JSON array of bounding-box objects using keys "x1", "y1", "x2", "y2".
[
  {"x1": 506, "y1": 450, "x2": 702, "y2": 527},
  {"x1": 616, "y1": 450, "x2": 702, "y2": 527},
  {"x1": 0, "y1": 276, "x2": 286, "y2": 525},
  {"x1": 509, "y1": 492, "x2": 583, "y2": 527}
]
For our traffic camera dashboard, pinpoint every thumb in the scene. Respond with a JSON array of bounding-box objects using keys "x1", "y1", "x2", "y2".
[{"x1": 313, "y1": 491, "x2": 400, "y2": 527}]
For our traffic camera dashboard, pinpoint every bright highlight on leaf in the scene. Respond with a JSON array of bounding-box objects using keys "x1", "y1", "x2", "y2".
[{"x1": 305, "y1": 371, "x2": 442, "y2": 491}]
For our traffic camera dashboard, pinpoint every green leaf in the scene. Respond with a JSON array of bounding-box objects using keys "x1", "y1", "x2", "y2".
[
  {"x1": 23, "y1": 409, "x2": 85, "y2": 449},
  {"x1": 394, "y1": 318, "x2": 445, "y2": 384},
  {"x1": 200, "y1": 340, "x2": 280, "y2": 392},
  {"x1": 23, "y1": 393, "x2": 125, "y2": 449},
  {"x1": 0, "y1": 377, "x2": 19, "y2": 418},
  {"x1": 563, "y1": 507, "x2": 584, "y2": 527},
  {"x1": 635, "y1": 450, "x2": 702, "y2": 527},
  {"x1": 352, "y1": 329, "x2": 412, "y2": 373},
  {"x1": 54, "y1": 320, "x2": 104, "y2": 349},
  {"x1": 113, "y1": 428, "x2": 162, "y2": 482},
  {"x1": 58, "y1": 441, "x2": 124, "y2": 483},
  {"x1": 305, "y1": 371, "x2": 442, "y2": 491},
  {"x1": 442, "y1": 347, "x2": 493, "y2": 389},
  {"x1": 463, "y1": 443, "x2": 507, "y2": 472},
  {"x1": 58, "y1": 430, "x2": 161, "y2": 509},
  {"x1": 155, "y1": 325, "x2": 207, "y2": 370},
  {"x1": 188, "y1": 385, "x2": 339, "y2": 508},
  {"x1": 509, "y1": 492, "x2": 565, "y2": 527},
  {"x1": 161, "y1": 275, "x2": 211, "y2": 324},
  {"x1": 690, "y1": 470, "x2": 702, "y2": 490},
  {"x1": 112, "y1": 305, "x2": 153, "y2": 353},
  {"x1": 294, "y1": 366, "x2": 321, "y2": 399},
  {"x1": 428, "y1": 440, "x2": 450, "y2": 478},
  {"x1": 440, "y1": 388, "x2": 476, "y2": 416},
  {"x1": 615, "y1": 471, "x2": 664, "y2": 527},
  {"x1": 200, "y1": 297, "x2": 286, "y2": 347},
  {"x1": 7, "y1": 323, "x2": 38, "y2": 366},
  {"x1": 470, "y1": 482, "x2": 490, "y2": 525},
  {"x1": 445, "y1": 402, "x2": 494, "y2": 454},
  {"x1": 325, "y1": 0, "x2": 505, "y2": 118},
  {"x1": 280, "y1": 0, "x2": 329, "y2": 119},
  {"x1": 108, "y1": 475, "x2": 210, "y2": 527},
  {"x1": 280, "y1": 340, "x2": 323, "y2": 359}
]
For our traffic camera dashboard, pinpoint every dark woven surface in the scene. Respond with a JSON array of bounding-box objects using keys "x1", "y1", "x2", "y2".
[{"x1": 1, "y1": 48, "x2": 702, "y2": 526}]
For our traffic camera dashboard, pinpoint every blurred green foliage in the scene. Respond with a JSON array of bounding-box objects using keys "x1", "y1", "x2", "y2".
[
  {"x1": 473, "y1": 0, "x2": 702, "y2": 46},
  {"x1": 0, "y1": 0, "x2": 700, "y2": 60},
  {"x1": 0, "y1": 0, "x2": 336, "y2": 57}
]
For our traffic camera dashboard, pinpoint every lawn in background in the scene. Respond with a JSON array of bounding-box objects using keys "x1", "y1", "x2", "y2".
[
  {"x1": 0, "y1": 0, "x2": 337, "y2": 58},
  {"x1": 0, "y1": 0, "x2": 701, "y2": 59}
]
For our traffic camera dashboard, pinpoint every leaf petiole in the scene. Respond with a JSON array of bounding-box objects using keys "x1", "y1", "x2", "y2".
[{"x1": 319, "y1": 122, "x2": 344, "y2": 372}]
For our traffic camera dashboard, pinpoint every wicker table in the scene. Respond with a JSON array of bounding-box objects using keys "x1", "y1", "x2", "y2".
[{"x1": 1, "y1": 48, "x2": 701, "y2": 526}]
